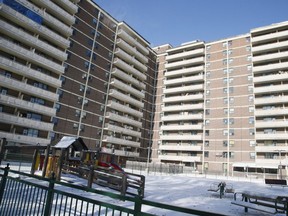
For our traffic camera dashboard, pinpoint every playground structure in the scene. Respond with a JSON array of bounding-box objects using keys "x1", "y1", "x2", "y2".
[{"x1": 0, "y1": 137, "x2": 145, "y2": 198}]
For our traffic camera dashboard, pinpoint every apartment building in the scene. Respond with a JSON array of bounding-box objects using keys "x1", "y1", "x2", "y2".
[
  {"x1": 0, "y1": 0, "x2": 157, "y2": 165},
  {"x1": 155, "y1": 21, "x2": 288, "y2": 176},
  {"x1": 0, "y1": 0, "x2": 77, "y2": 148},
  {"x1": 1, "y1": 0, "x2": 288, "y2": 175}
]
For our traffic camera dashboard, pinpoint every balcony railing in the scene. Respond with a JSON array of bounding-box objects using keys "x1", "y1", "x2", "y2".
[
  {"x1": 52, "y1": 0, "x2": 78, "y2": 14},
  {"x1": 109, "y1": 89, "x2": 144, "y2": 108},
  {"x1": 0, "y1": 76, "x2": 59, "y2": 102},
  {"x1": 163, "y1": 84, "x2": 204, "y2": 94},
  {"x1": 165, "y1": 66, "x2": 204, "y2": 78},
  {"x1": 254, "y1": 96, "x2": 288, "y2": 105},
  {"x1": 253, "y1": 62, "x2": 288, "y2": 74},
  {"x1": 107, "y1": 100, "x2": 143, "y2": 118},
  {"x1": 256, "y1": 120, "x2": 288, "y2": 128},
  {"x1": 254, "y1": 73, "x2": 288, "y2": 84},
  {"x1": 162, "y1": 114, "x2": 203, "y2": 121},
  {"x1": 104, "y1": 123, "x2": 141, "y2": 138},
  {"x1": 1, "y1": 4, "x2": 70, "y2": 48},
  {"x1": 0, "y1": 112, "x2": 54, "y2": 131},
  {"x1": 254, "y1": 84, "x2": 288, "y2": 95},
  {"x1": 159, "y1": 145, "x2": 202, "y2": 151},
  {"x1": 162, "y1": 103, "x2": 203, "y2": 112},
  {"x1": 255, "y1": 145, "x2": 288, "y2": 152},
  {"x1": 255, "y1": 108, "x2": 288, "y2": 117},
  {"x1": 160, "y1": 134, "x2": 202, "y2": 141},
  {"x1": 106, "y1": 112, "x2": 142, "y2": 128},
  {"x1": 163, "y1": 94, "x2": 204, "y2": 103},
  {"x1": 252, "y1": 40, "x2": 288, "y2": 54},
  {"x1": 255, "y1": 133, "x2": 288, "y2": 140},
  {"x1": 252, "y1": 30, "x2": 288, "y2": 43},
  {"x1": 164, "y1": 74, "x2": 204, "y2": 86},
  {"x1": 113, "y1": 58, "x2": 146, "y2": 81},
  {"x1": 165, "y1": 57, "x2": 204, "y2": 70},
  {"x1": 0, "y1": 20, "x2": 67, "y2": 61},
  {"x1": 166, "y1": 48, "x2": 204, "y2": 61},
  {"x1": 158, "y1": 155, "x2": 201, "y2": 162},
  {"x1": 110, "y1": 78, "x2": 145, "y2": 98},
  {"x1": 253, "y1": 51, "x2": 288, "y2": 63},
  {"x1": 116, "y1": 38, "x2": 148, "y2": 64},
  {"x1": 0, "y1": 94, "x2": 56, "y2": 117},
  {"x1": 0, "y1": 57, "x2": 62, "y2": 88},
  {"x1": 102, "y1": 135, "x2": 140, "y2": 148},
  {"x1": 111, "y1": 68, "x2": 146, "y2": 90},
  {"x1": 0, "y1": 131, "x2": 50, "y2": 146},
  {"x1": 161, "y1": 124, "x2": 202, "y2": 131}
]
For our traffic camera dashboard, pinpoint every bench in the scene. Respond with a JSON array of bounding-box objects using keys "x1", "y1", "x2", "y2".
[
  {"x1": 265, "y1": 178, "x2": 287, "y2": 187},
  {"x1": 231, "y1": 191, "x2": 288, "y2": 216}
]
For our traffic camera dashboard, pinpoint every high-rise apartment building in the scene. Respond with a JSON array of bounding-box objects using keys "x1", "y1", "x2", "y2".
[{"x1": 1, "y1": 0, "x2": 288, "y2": 176}]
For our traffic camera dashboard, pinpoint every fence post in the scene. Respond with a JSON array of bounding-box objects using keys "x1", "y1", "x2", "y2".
[
  {"x1": 120, "y1": 174, "x2": 127, "y2": 196},
  {"x1": 0, "y1": 163, "x2": 10, "y2": 205},
  {"x1": 87, "y1": 165, "x2": 94, "y2": 188},
  {"x1": 134, "y1": 195, "x2": 142, "y2": 216},
  {"x1": 0, "y1": 138, "x2": 7, "y2": 165},
  {"x1": 44, "y1": 172, "x2": 55, "y2": 216}
]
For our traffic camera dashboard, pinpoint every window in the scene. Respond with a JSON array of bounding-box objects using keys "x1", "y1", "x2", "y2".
[
  {"x1": 250, "y1": 152, "x2": 255, "y2": 159},
  {"x1": 249, "y1": 129, "x2": 255, "y2": 135},
  {"x1": 84, "y1": 61, "x2": 89, "y2": 68},
  {"x1": 248, "y1": 75, "x2": 253, "y2": 81},
  {"x1": 206, "y1": 45, "x2": 211, "y2": 51},
  {"x1": 223, "y1": 129, "x2": 234, "y2": 136},
  {"x1": 27, "y1": 113, "x2": 42, "y2": 121},
  {"x1": 249, "y1": 140, "x2": 256, "y2": 146},
  {"x1": 206, "y1": 54, "x2": 211, "y2": 60},
  {"x1": 248, "y1": 85, "x2": 253, "y2": 93},
  {"x1": 205, "y1": 130, "x2": 209, "y2": 136},
  {"x1": 247, "y1": 55, "x2": 252, "y2": 61},
  {"x1": 223, "y1": 87, "x2": 234, "y2": 94},
  {"x1": 246, "y1": 46, "x2": 251, "y2": 51},
  {"x1": 205, "y1": 109, "x2": 210, "y2": 115},
  {"x1": 247, "y1": 65, "x2": 252, "y2": 71},
  {"x1": 1, "y1": 88, "x2": 7, "y2": 95},
  {"x1": 205, "y1": 141, "x2": 209, "y2": 146},
  {"x1": 223, "y1": 78, "x2": 233, "y2": 84},
  {"x1": 249, "y1": 117, "x2": 254, "y2": 124},
  {"x1": 205, "y1": 120, "x2": 210, "y2": 125},
  {"x1": 246, "y1": 37, "x2": 251, "y2": 43},
  {"x1": 249, "y1": 106, "x2": 254, "y2": 113},
  {"x1": 206, "y1": 71, "x2": 210, "y2": 77},
  {"x1": 206, "y1": 90, "x2": 210, "y2": 95},
  {"x1": 204, "y1": 151, "x2": 209, "y2": 158},
  {"x1": 206, "y1": 99, "x2": 210, "y2": 105},
  {"x1": 223, "y1": 140, "x2": 234, "y2": 147},
  {"x1": 206, "y1": 81, "x2": 210, "y2": 87},
  {"x1": 55, "y1": 103, "x2": 61, "y2": 112},
  {"x1": 223, "y1": 152, "x2": 234, "y2": 158},
  {"x1": 248, "y1": 95, "x2": 254, "y2": 102}
]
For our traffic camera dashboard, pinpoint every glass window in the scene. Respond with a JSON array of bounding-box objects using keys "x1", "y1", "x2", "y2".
[
  {"x1": 205, "y1": 141, "x2": 209, "y2": 146},
  {"x1": 204, "y1": 151, "x2": 209, "y2": 157},
  {"x1": 249, "y1": 106, "x2": 254, "y2": 113},
  {"x1": 249, "y1": 129, "x2": 255, "y2": 135},
  {"x1": 250, "y1": 152, "x2": 255, "y2": 159},
  {"x1": 249, "y1": 117, "x2": 254, "y2": 124},
  {"x1": 249, "y1": 140, "x2": 256, "y2": 146}
]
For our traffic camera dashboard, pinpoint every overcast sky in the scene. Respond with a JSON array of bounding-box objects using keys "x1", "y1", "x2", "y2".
[{"x1": 95, "y1": 0, "x2": 288, "y2": 47}]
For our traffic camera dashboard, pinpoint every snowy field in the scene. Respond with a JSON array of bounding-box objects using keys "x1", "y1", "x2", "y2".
[{"x1": 4, "y1": 163, "x2": 288, "y2": 216}]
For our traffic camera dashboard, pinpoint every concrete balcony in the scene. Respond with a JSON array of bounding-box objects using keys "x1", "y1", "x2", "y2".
[
  {"x1": 114, "y1": 48, "x2": 147, "y2": 72},
  {"x1": 107, "y1": 100, "x2": 143, "y2": 118},
  {"x1": 117, "y1": 29, "x2": 149, "y2": 56},
  {"x1": 0, "y1": 94, "x2": 56, "y2": 117},
  {"x1": 113, "y1": 58, "x2": 146, "y2": 81},
  {"x1": 30, "y1": 0, "x2": 75, "y2": 25},
  {"x1": 162, "y1": 114, "x2": 203, "y2": 121},
  {"x1": 0, "y1": 37, "x2": 65, "y2": 74},
  {"x1": 110, "y1": 78, "x2": 145, "y2": 98},
  {"x1": 255, "y1": 133, "x2": 288, "y2": 140},
  {"x1": 256, "y1": 120, "x2": 288, "y2": 128},
  {"x1": 165, "y1": 57, "x2": 204, "y2": 70},
  {"x1": 162, "y1": 103, "x2": 203, "y2": 112},
  {"x1": 161, "y1": 124, "x2": 202, "y2": 131},
  {"x1": 158, "y1": 155, "x2": 201, "y2": 162},
  {"x1": 253, "y1": 62, "x2": 288, "y2": 74},
  {"x1": 254, "y1": 73, "x2": 288, "y2": 84},
  {"x1": 165, "y1": 66, "x2": 204, "y2": 78},
  {"x1": 254, "y1": 96, "x2": 288, "y2": 105},
  {"x1": 160, "y1": 134, "x2": 202, "y2": 141},
  {"x1": 252, "y1": 30, "x2": 288, "y2": 43},
  {"x1": 104, "y1": 123, "x2": 141, "y2": 138},
  {"x1": 164, "y1": 74, "x2": 204, "y2": 86},
  {"x1": 51, "y1": 0, "x2": 78, "y2": 14},
  {"x1": 163, "y1": 94, "x2": 204, "y2": 103},
  {"x1": 0, "y1": 4, "x2": 70, "y2": 48},
  {"x1": 106, "y1": 112, "x2": 142, "y2": 128},
  {"x1": 111, "y1": 68, "x2": 146, "y2": 90},
  {"x1": 116, "y1": 38, "x2": 148, "y2": 64},
  {"x1": 255, "y1": 145, "x2": 288, "y2": 153},
  {"x1": 0, "y1": 112, "x2": 54, "y2": 131},
  {"x1": 16, "y1": 0, "x2": 72, "y2": 36},
  {"x1": 254, "y1": 84, "x2": 288, "y2": 95},
  {"x1": 109, "y1": 89, "x2": 144, "y2": 108},
  {"x1": 255, "y1": 108, "x2": 288, "y2": 117},
  {"x1": 0, "y1": 57, "x2": 62, "y2": 88},
  {"x1": 114, "y1": 149, "x2": 139, "y2": 157},
  {"x1": 164, "y1": 84, "x2": 204, "y2": 94},
  {"x1": 102, "y1": 135, "x2": 140, "y2": 148},
  {"x1": 159, "y1": 145, "x2": 202, "y2": 151},
  {"x1": 253, "y1": 51, "x2": 288, "y2": 63},
  {"x1": 0, "y1": 20, "x2": 67, "y2": 61},
  {"x1": 0, "y1": 76, "x2": 58, "y2": 102},
  {"x1": 252, "y1": 40, "x2": 288, "y2": 54},
  {"x1": 0, "y1": 131, "x2": 50, "y2": 146},
  {"x1": 255, "y1": 159, "x2": 285, "y2": 168},
  {"x1": 166, "y1": 48, "x2": 204, "y2": 61}
]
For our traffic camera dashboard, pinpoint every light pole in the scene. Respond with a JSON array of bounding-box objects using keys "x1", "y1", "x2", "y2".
[{"x1": 276, "y1": 150, "x2": 284, "y2": 179}]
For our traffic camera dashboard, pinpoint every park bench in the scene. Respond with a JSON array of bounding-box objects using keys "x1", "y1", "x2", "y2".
[
  {"x1": 265, "y1": 178, "x2": 287, "y2": 187},
  {"x1": 231, "y1": 191, "x2": 288, "y2": 215}
]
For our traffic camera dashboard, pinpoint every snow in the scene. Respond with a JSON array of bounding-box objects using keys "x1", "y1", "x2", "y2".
[{"x1": 5, "y1": 163, "x2": 288, "y2": 216}]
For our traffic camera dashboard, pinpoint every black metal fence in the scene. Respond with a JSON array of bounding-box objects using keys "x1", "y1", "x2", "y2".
[{"x1": 0, "y1": 164, "x2": 226, "y2": 216}]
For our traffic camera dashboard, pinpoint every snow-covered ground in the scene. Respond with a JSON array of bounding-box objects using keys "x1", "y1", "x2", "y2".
[{"x1": 4, "y1": 163, "x2": 288, "y2": 216}]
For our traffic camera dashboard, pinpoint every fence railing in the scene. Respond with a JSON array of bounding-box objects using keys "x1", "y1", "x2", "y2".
[{"x1": 0, "y1": 164, "x2": 226, "y2": 216}]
